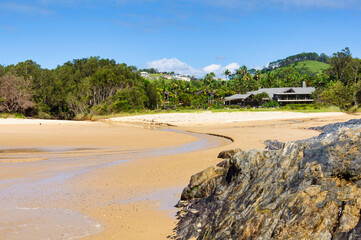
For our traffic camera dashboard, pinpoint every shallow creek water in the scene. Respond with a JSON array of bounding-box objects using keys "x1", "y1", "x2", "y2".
[{"x1": 0, "y1": 129, "x2": 231, "y2": 240}]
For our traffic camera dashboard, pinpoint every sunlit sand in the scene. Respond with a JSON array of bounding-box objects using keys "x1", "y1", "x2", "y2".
[{"x1": 0, "y1": 112, "x2": 358, "y2": 239}]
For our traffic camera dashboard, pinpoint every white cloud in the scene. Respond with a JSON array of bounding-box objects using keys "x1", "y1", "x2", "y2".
[
  {"x1": 146, "y1": 58, "x2": 242, "y2": 77},
  {"x1": 224, "y1": 62, "x2": 240, "y2": 73},
  {"x1": 146, "y1": 58, "x2": 203, "y2": 76},
  {"x1": 203, "y1": 64, "x2": 222, "y2": 73},
  {"x1": 249, "y1": 65, "x2": 264, "y2": 70},
  {"x1": 203, "y1": 62, "x2": 240, "y2": 76}
]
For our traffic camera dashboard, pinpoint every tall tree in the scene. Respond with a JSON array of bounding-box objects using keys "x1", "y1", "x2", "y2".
[
  {"x1": 204, "y1": 72, "x2": 215, "y2": 86},
  {"x1": 240, "y1": 65, "x2": 248, "y2": 78},
  {"x1": 326, "y1": 47, "x2": 353, "y2": 85},
  {"x1": 0, "y1": 65, "x2": 5, "y2": 77},
  {"x1": 224, "y1": 69, "x2": 231, "y2": 87},
  {"x1": 0, "y1": 74, "x2": 34, "y2": 114},
  {"x1": 349, "y1": 58, "x2": 361, "y2": 84}
]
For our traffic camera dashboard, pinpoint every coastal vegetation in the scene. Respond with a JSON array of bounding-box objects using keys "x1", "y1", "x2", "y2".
[{"x1": 0, "y1": 48, "x2": 360, "y2": 119}]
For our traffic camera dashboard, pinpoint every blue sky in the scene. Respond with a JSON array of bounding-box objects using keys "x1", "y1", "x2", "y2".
[{"x1": 1, "y1": 0, "x2": 361, "y2": 77}]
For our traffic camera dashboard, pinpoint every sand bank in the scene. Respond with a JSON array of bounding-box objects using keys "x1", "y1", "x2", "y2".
[
  {"x1": 0, "y1": 118, "x2": 90, "y2": 125},
  {"x1": 0, "y1": 118, "x2": 197, "y2": 148},
  {"x1": 110, "y1": 111, "x2": 346, "y2": 126}
]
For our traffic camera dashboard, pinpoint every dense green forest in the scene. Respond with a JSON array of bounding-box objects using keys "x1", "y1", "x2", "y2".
[
  {"x1": 0, "y1": 48, "x2": 360, "y2": 119},
  {"x1": 0, "y1": 58, "x2": 157, "y2": 119}
]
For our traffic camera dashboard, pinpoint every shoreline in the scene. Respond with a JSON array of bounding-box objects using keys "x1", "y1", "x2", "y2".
[{"x1": 0, "y1": 111, "x2": 360, "y2": 239}]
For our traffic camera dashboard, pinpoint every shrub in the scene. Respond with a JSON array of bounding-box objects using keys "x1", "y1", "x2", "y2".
[
  {"x1": 229, "y1": 105, "x2": 240, "y2": 109},
  {"x1": 263, "y1": 100, "x2": 280, "y2": 108},
  {"x1": 109, "y1": 100, "x2": 130, "y2": 112},
  {"x1": 319, "y1": 81, "x2": 353, "y2": 110},
  {"x1": 14, "y1": 113, "x2": 25, "y2": 119},
  {"x1": 286, "y1": 104, "x2": 309, "y2": 110}
]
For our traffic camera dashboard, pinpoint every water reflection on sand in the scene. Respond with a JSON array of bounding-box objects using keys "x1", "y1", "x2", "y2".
[{"x1": 0, "y1": 129, "x2": 231, "y2": 240}]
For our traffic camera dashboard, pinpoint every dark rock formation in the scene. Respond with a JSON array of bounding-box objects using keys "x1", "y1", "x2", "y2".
[
  {"x1": 310, "y1": 119, "x2": 361, "y2": 134},
  {"x1": 174, "y1": 121, "x2": 361, "y2": 240},
  {"x1": 264, "y1": 139, "x2": 284, "y2": 150},
  {"x1": 217, "y1": 148, "x2": 242, "y2": 159}
]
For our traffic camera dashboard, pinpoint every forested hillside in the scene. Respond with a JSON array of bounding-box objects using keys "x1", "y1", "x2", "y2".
[
  {"x1": 261, "y1": 52, "x2": 329, "y2": 72},
  {"x1": 0, "y1": 48, "x2": 360, "y2": 119},
  {"x1": 264, "y1": 60, "x2": 330, "y2": 76}
]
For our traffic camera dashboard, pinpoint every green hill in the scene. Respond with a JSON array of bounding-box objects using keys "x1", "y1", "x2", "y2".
[
  {"x1": 268, "y1": 60, "x2": 330, "y2": 76},
  {"x1": 293, "y1": 60, "x2": 330, "y2": 75}
]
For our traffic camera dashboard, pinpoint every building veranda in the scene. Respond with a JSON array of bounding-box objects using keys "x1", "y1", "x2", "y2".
[{"x1": 224, "y1": 86, "x2": 315, "y2": 107}]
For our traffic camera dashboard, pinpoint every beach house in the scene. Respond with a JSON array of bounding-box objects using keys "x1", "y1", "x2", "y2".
[{"x1": 224, "y1": 84, "x2": 315, "y2": 107}]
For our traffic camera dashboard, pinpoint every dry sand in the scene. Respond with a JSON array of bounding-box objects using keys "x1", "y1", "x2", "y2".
[
  {"x1": 111, "y1": 111, "x2": 345, "y2": 126},
  {"x1": 0, "y1": 111, "x2": 359, "y2": 240}
]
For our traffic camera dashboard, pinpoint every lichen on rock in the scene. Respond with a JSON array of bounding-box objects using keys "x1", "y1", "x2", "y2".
[{"x1": 174, "y1": 121, "x2": 361, "y2": 240}]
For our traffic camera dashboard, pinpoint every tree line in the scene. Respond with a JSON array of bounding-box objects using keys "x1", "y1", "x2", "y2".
[
  {"x1": 0, "y1": 57, "x2": 158, "y2": 119},
  {"x1": 318, "y1": 48, "x2": 361, "y2": 110},
  {"x1": 0, "y1": 48, "x2": 360, "y2": 119}
]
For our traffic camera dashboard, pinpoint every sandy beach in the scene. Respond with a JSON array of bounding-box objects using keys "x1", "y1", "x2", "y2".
[
  {"x1": 0, "y1": 111, "x2": 359, "y2": 239},
  {"x1": 110, "y1": 111, "x2": 346, "y2": 126}
]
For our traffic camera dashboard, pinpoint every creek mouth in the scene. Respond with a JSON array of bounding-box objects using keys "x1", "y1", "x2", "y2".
[{"x1": 0, "y1": 128, "x2": 232, "y2": 240}]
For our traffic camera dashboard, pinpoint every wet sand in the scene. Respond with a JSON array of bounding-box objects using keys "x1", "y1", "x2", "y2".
[
  {"x1": 0, "y1": 112, "x2": 360, "y2": 239},
  {"x1": 0, "y1": 119, "x2": 230, "y2": 240}
]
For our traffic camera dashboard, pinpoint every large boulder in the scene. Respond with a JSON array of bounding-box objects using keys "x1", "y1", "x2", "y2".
[
  {"x1": 174, "y1": 121, "x2": 361, "y2": 240},
  {"x1": 310, "y1": 119, "x2": 361, "y2": 135},
  {"x1": 217, "y1": 148, "x2": 242, "y2": 159}
]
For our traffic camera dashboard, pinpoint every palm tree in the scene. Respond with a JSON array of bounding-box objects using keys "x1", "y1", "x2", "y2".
[
  {"x1": 235, "y1": 68, "x2": 242, "y2": 77},
  {"x1": 240, "y1": 65, "x2": 248, "y2": 77},
  {"x1": 224, "y1": 69, "x2": 231, "y2": 88},
  {"x1": 254, "y1": 70, "x2": 262, "y2": 89},
  {"x1": 204, "y1": 72, "x2": 215, "y2": 86}
]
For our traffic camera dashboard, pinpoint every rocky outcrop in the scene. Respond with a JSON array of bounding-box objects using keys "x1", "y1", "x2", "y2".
[
  {"x1": 310, "y1": 119, "x2": 361, "y2": 135},
  {"x1": 174, "y1": 121, "x2": 361, "y2": 240},
  {"x1": 217, "y1": 148, "x2": 242, "y2": 159},
  {"x1": 264, "y1": 139, "x2": 284, "y2": 150}
]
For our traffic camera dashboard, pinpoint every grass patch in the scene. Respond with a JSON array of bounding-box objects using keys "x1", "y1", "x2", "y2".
[
  {"x1": 280, "y1": 104, "x2": 341, "y2": 113},
  {"x1": 149, "y1": 73, "x2": 162, "y2": 78},
  {"x1": 346, "y1": 106, "x2": 361, "y2": 114},
  {"x1": 264, "y1": 60, "x2": 330, "y2": 76},
  {"x1": 0, "y1": 113, "x2": 13, "y2": 118},
  {"x1": 294, "y1": 61, "x2": 330, "y2": 75},
  {"x1": 14, "y1": 113, "x2": 25, "y2": 119}
]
